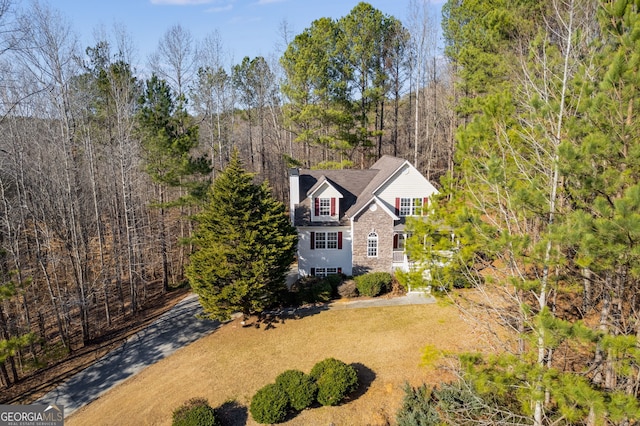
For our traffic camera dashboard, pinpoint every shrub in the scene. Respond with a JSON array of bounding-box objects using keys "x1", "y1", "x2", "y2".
[
  {"x1": 354, "y1": 272, "x2": 392, "y2": 297},
  {"x1": 310, "y1": 358, "x2": 359, "y2": 406},
  {"x1": 323, "y1": 274, "x2": 344, "y2": 296},
  {"x1": 390, "y1": 276, "x2": 407, "y2": 296},
  {"x1": 172, "y1": 397, "x2": 217, "y2": 426},
  {"x1": 275, "y1": 369, "x2": 317, "y2": 411},
  {"x1": 396, "y1": 383, "x2": 440, "y2": 426},
  {"x1": 291, "y1": 277, "x2": 333, "y2": 304},
  {"x1": 250, "y1": 383, "x2": 290, "y2": 424},
  {"x1": 310, "y1": 279, "x2": 333, "y2": 302},
  {"x1": 397, "y1": 381, "x2": 522, "y2": 425},
  {"x1": 309, "y1": 357, "x2": 346, "y2": 380},
  {"x1": 337, "y1": 279, "x2": 358, "y2": 298}
]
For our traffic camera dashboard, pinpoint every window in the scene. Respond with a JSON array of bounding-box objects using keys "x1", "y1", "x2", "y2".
[
  {"x1": 314, "y1": 197, "x2": 336, "y2": 217},
  {"x1": 326, "y1": 232, "x2": 338, "y2": 249},
  {"x1": 319, "y1": 198, "x2": 331, "y2": 216},
  {"x1": 315, "y1": 232, "x2": 326, "y2": 249},
  {"x1": 311, "y1": 231, "x2": 342, "y2": 250},
  {"x1": 312, "y1": 267, "x2": 341, "y2": 277},
  {"x1": 399, "y1": 198, "x2": 413, "y2": 216},
  {"x1": 367, "y1": 232, "x2": 378, "y2": 257},
  {"x1": 396, "y1": 197, "x2": 427, "y2": 216}
]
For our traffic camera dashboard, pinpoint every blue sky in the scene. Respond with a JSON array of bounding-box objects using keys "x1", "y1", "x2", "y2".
[{"x1": 42, "y1": 0, "x2": 443, "y2": 70}]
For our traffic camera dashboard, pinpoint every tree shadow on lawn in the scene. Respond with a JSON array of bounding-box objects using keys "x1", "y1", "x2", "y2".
[{"x1": 244, "y1": 303, "x2": 331, "y2": 330}]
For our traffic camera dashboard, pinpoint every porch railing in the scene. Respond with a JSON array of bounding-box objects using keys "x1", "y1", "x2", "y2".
[{"x1": 392, "y1": 250, "x2": 405, "y2": 263}]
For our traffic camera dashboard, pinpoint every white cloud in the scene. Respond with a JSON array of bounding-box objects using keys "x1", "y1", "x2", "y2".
[
  {"x1": 255, "y1": 0, "x2": 286, "y2": 4},
  {"x1": 206, "y1": 4, "x2": 233, "y2": 12},
  {"x1": 150, "y1": 0, "x2": 215, "y2": 5}
]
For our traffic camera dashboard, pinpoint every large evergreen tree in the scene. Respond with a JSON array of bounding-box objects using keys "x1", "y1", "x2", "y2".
[{"x1": 186, "y1": 152, "x2": 297, "y2": 321}]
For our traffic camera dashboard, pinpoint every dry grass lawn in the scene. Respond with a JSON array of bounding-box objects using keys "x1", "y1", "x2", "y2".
[{"x1": 67, "y1": 300, "x2": 487, "y2": 425}]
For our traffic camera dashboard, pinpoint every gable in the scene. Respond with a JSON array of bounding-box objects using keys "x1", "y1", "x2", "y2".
[
  {"x1": 290, "y1": 156, "x2": 439, "y2": 226},
  {"x1": 345, "y1": 157, "x2": 439, "y2": 218},
  {"x1": 293, "y1": 169, "x2": 379, "y2": 226},
  {"x1": 351, "y1": 196, "x2": 399, "y2": 222},
  {"x1": 375, "y1": 163, "x2": 439, "y2": 200},
  {"x1": 308, "y1": 179, "x2": 344, "y2": 199}
]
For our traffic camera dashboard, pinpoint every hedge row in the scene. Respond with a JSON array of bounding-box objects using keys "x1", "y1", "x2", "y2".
[
  {"x1": 354, "y1": 272, "x2": 392, "y2": 297},
  {"x1": 290, "y1": 271, "x2": 396, "y2": 304}
]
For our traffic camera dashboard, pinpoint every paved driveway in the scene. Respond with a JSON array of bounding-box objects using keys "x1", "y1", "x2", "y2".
[{"x1": 35, "y1": 293, "x2": 218, "y2": 417}]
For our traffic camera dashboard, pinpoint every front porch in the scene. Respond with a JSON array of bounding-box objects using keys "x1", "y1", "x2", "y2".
[{"x1": 392, "y1": 249, "x2": 413, "y2": 272}]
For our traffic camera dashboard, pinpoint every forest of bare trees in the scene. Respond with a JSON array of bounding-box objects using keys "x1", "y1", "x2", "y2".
[{"x1": 0, "y1": 0, "x2": 453, "y2": 388}]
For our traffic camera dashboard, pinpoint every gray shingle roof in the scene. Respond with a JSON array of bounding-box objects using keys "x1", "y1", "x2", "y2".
[
  {"x1": 293, "y1": 155, "x2": 408, "y2": 226},
  {"x1": 346, "y1": 156, "x2": 408, "y2": 217}
]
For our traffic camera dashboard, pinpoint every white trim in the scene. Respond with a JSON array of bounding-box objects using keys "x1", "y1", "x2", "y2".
[
  {"x1": 307, "y1": 178, "x2": 340, "y2": 198},
  {"x1": 367, "y1": 232, "x2": 378, "y2": 257},
  {"x1": 350, "y1": 195, "x2": 399, "y2": 221},
  {"x1": 371, "y1": 160, "x2": 410, "y2": 194},
  {"x1": 373, "y1": 161, "x2": 439, "y2": 198}
]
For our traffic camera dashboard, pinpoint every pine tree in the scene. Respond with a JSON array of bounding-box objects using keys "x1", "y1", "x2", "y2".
[
  {"x1": 137, "y1": 74, "x2": 210, "y2": 293},
  {"x1": 280, "y1": 3, "x2": 408, "y2": 165},
  {"x1": 558, "y1": 0, "x2": 640, "y2": 415},
  {"x1": 186, "y1": 152, "x2": 297, "y2": 321},
  {"x1": 433, "y1": 0, "x2": 640, "y2": 424}
]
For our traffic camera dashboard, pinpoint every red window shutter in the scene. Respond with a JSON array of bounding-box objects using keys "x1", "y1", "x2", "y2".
[
  {"x1": 331, "y1": 198, "x2": 336, "y2": 216},
  {"x1": 393, "y1": 234, "x2": 399, "y2": 249},
  {"x1": 338, "y1": 232, "x2": 343, "y2": 249},
  {"x1": 310, "y1": 232, "x2": 315, "y2": 250},
  {"x1": 314, "y1": 198, "x2": 320, "y2": 216},
  {"x1": 311, "y1": 268, "x2": 316, "y2": 276},
  {"x1": 422, "y1": 197, "x2": 429, "y2": 215},
  {"x1": 395, "y1": 197, "x2": 400, "y2": 215},
  {"x1": 338, "y1": 267, "x2": 342, "y2": 274}
]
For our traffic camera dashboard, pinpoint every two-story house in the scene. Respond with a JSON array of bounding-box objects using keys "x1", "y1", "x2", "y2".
[{"x1": 289, "y1": 155, "x2": 439, "y2": 278}]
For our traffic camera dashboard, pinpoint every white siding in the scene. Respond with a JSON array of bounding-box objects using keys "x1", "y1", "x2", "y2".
[
  {"x1": 375, "y1": 163, "x2": 439, "y2": 213},
  {"x1": 313, "y1": 183, "x2": 343, "y2": 199},
  {"x1": 310, "y1": 183, "x2": 343, "y2": 222},
  {"x1": 296, "y1": 226, "x2": 353, "y2": 277}
]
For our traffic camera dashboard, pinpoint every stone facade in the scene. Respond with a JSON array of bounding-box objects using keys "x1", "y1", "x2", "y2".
[{"x1": 352, "y1": 204, "x2": 395, "y2": 275}]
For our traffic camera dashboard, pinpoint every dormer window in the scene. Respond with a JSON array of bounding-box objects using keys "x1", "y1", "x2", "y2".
[
  {"x1": 314, "y1": 197, "x2": 336, "y2": 217},
  {"x1": 319, "y1": 198, "x2": 331, "y2": 216}
]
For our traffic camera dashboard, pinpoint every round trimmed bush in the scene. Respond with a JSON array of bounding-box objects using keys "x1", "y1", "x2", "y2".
[
  {"x1": 309, "y1": 357, "x2": 347, "y2": 379},
  {"x1": 172, "y1": 397, "x2": 217, "y2": 426},
  {"x1": 275, "y1": 369, "x2": 317, "y2": 411},
  {"x1": 250, "y1": 383, "x2": 290, "y2": 424},
  {"x1": 354, "y1": 272, "x2": 392, "y2": 297},
  {"x1": 310, "y1": 358, "x2": 359, "y2": 406}
]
